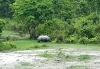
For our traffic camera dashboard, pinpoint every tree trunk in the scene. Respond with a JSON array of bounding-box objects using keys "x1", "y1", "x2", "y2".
[
  {"x1": 29, "y1": 28, "x2": 37, "y2": 39},
  {"x1": 30, "y1": 33, "x2": 37, "y2": 39}
]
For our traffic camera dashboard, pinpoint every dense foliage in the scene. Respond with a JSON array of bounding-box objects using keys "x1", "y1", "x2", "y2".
[
  {"x1": 0, "y1": 0, "x2": 15, "y2": 18},
  {"x1": 0, "y1": 19, "x2": 5, "y2": 36},
  {"x1": 1, "y1": 0, "x2": 100, "y2": 44}
]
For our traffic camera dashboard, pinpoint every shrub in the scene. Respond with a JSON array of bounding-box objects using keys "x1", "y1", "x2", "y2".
[
  {"x1": 64, "y1": 35, "x2": 78, "y2": 44},
  {"x1": 89, "y1": 37, "x2": 100, "y2": 44},
  {"x1": 64, "y1": 38, "x2": 72, "y2": 44},
  {"x1": 78, "y1": 25, "x2": 94, "y2": 39},
  {"x1": 0, "y1": 41, "x2": 16, "y2": 51},
  {"x1": 78, "y1": 37, "x2": 89, "y2": 44},
  {"x1": 56, "y1": 35, "x2": 64, "y2": 43}
]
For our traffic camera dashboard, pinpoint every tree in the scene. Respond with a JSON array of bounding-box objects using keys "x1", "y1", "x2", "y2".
[
  {"x1": 25, "y1": 15, "x2": 38, "y2": 39},
  {"x1": 11, "y1": 0, "x2": 54, "y2": 39},
  {"x1": 52, "y1": 0, "x2": 74, "y2": 21},
  {"x1": 36, "y1": 18, "x2": 68, "y2": 41}
]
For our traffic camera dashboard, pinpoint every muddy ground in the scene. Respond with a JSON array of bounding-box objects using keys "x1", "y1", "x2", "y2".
[{"x1": 0, "y1": 48, "x2": 100, "y2": 69}]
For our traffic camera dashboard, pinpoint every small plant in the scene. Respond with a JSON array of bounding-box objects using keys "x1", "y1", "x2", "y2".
[
  {"x1": 78, "y1": 54, "x2": 91, "y2": 61},
  {"x1": 57, "y1": 52, "x2": 66, "y2": 60},
  {"x1": 65, "y1": 54, "x2": 74, "y2": 60},
  {"x1": 33, "y1": 44, "x2": 48, "y2": 49},
  {"x1": 38, "y1": 51, "x2": 55, "y2": 58},
  {"x1": 34, "y1": 45, "x2": 40, "y2": 48},
  {"x1": 20, "y1": 62, "x2": 32, "y2": 66},
  {"x1": 41, "y1": 44, "x2": 47, "y2": 47}
]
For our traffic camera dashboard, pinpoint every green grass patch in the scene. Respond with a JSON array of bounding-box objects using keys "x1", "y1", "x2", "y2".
[
  {"x1": 13, "y1": 39, "x2": 53, "y2": 50},
  {"x1": 38, "y1": 51, "x2": 56, "y2": 58},
  {"x1": 2, "y1": 31, "x2": 100, "y2": 51},
  {"x1": 65, "y1": 54, "x2": 91, "y2": 61},
  {"x1": 15, "y1": 62, "x2": 34, "y2": 69},
  {"x1": 65, "y1": 54, "x2": 77, "y2": 61},
  {"x1": 66, "y1": 65, "x2": 88, "y2": 69},
  {"x1": 20, "y1": 62, "x2": 32, "y2": 66},
  {"x1": 6, "y1": 39, "x2": 100, "y2": 51},
  {"x1": 78, "y1": 54, "x2": 91, "y2": 61}
]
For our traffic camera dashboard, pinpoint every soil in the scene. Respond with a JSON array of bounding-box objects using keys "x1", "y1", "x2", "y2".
[{"x1": 0, "y1": 48, "x2": 100, "y2": 69}]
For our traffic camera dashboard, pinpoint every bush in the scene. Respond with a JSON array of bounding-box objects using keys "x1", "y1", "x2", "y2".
[
  {"x1": 89, "y1": 37, "x2": 100, "y2": 44},
  {"x1": 64, "y1": 35, "x2": 78, "y2": 44},
  {"x1": 56, "y1": 35, "x2": 64, "y2": 43},
  {"x1": 0, "y1": 41, "x2": 16, "y2": 51},
  {"x1": 78, "y1": 37, "x2": 89, "y2": 44}
]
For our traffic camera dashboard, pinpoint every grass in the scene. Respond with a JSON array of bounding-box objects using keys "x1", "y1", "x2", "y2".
[
  {"x1": 38, "y1": 48, "x2": 91, "y2": 61},
  {"x1": 20, "y1": 62, "x2": 33, "y2": 66},
  {"x1": 13, "y1": 40, "x2": 52, "y2": 50},
  {"x1": 2, "y1": 30, "x2": 100, "y2": 50},
  {"x1": 78, "y1": 54, "x2": 91, "y2": 61},
  {"x1": 12, "y1": 39, "x2": 100, "y2": 50},
  {"x1": 1, "y1": 30, "x2": 100, "y2": 52},
  {"x1": 38, "y1": 51, "x2": 56, "y2": 58},
  {"x1": 0, "y1": 38, "x2": 100, "y2": 52},
  {"x1": 66, "y1": 65, "x2": 88, "y2": 69},
  {"x1": 15, "y1": 62, "x2": 34, "y2": 69}
]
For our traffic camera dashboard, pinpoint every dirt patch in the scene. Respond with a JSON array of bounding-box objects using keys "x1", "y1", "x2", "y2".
[{"x1": 0, "y1": 48, "x2": 100, "y2": 69}]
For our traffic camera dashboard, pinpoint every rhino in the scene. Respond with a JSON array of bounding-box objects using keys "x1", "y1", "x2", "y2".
[{"x1": 37, "y1": 35, "x2": 51, "y2": 42}]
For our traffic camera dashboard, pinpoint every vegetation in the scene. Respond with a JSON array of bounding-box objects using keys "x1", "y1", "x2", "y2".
[
  {"x1": 66, "y1": 65, "x2": 88, "y2": 69},
  {"x1": 78, "y1": 54, "x2": 91, "y2": 61},
  {"x1": 0, "y1": 41, "x2": 16, "y2": 51},
  {"x1": 1, "y1": 0, "x2": 100, "y2": 50},
  {"x1": 38, "y1": 51, "x2": 56, "y2": 58},
  {"x1": 3, "y1": 0, "x2": 100, "y2": 44},
  {"x1": 38, "y1": 48, "x2": 91, "y2": 61},
  {"x1": 0, "y1": 19, "x2": 5, "y2": 36}
]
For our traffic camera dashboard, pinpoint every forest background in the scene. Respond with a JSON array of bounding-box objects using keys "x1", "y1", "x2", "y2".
[{"x1": 0, "y1": 0, "x2": 100, "y2": 44}]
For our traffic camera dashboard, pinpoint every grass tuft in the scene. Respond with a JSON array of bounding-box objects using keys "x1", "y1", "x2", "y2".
[
  {"x1": 78, "y1": 54, "x2": 91, "y2": 61},
  {"x1": 38, "y1": 51, "x2": 56, "y2": 58},
  {"x1": 66, "y1": 65, "x2": 88, "y2": 69}
]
